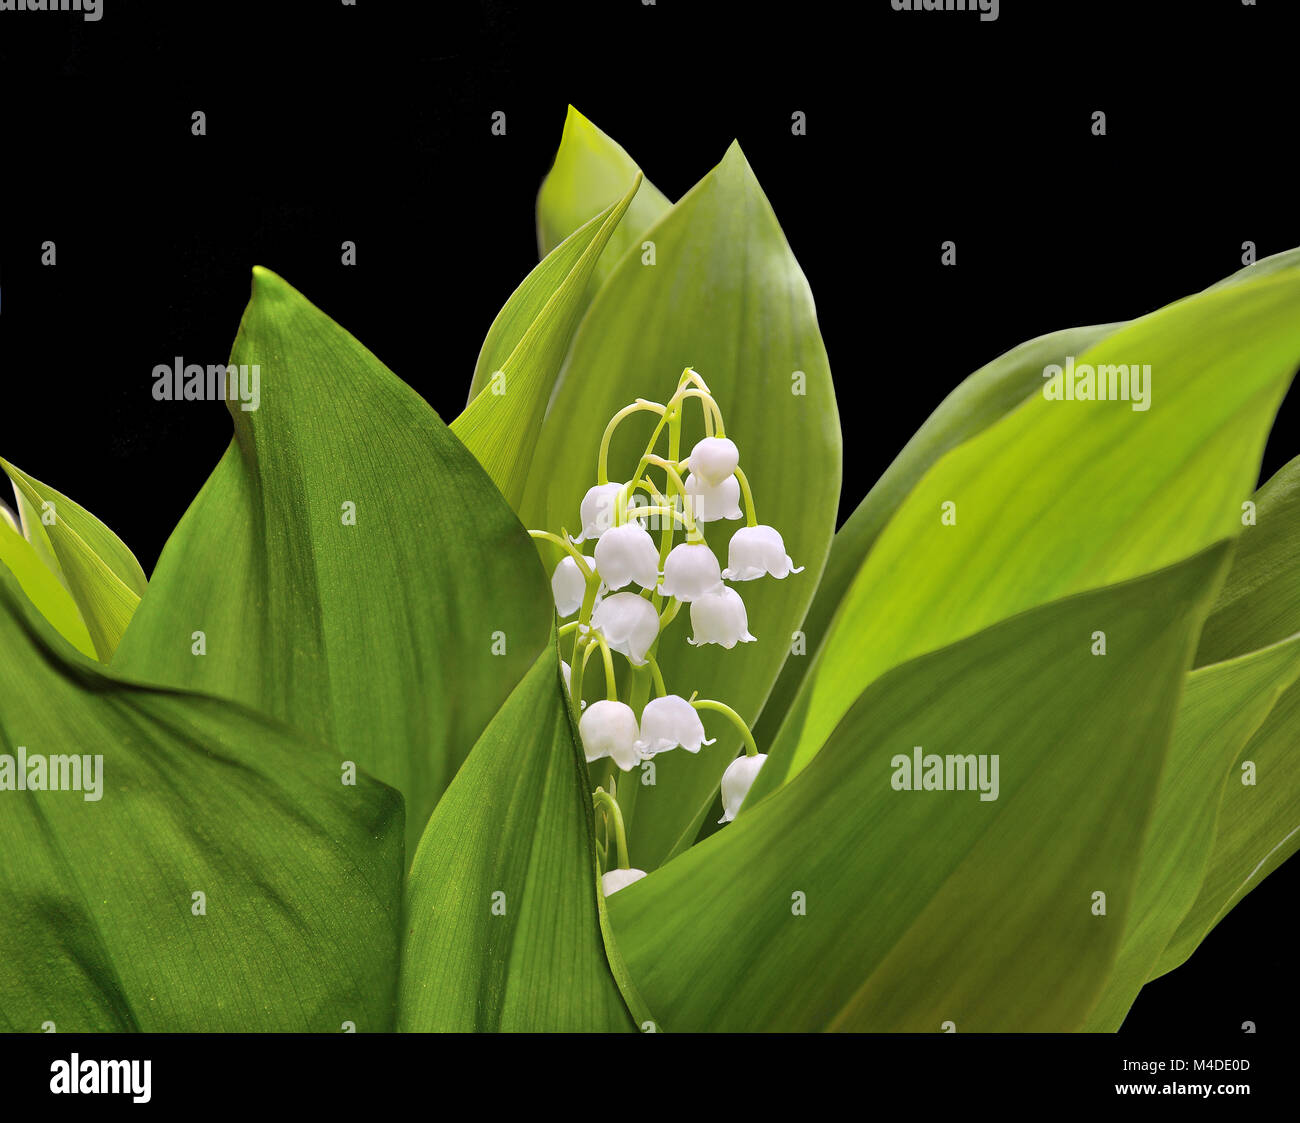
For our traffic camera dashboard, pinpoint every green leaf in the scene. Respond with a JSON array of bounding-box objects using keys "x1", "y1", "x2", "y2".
[
  {"x1": 1, "y1": 459, "x2": 146, "y2": 661},
  {"x1": 752, "y1": 321, "x2": 1123, "y2": 751},
  {"x1": 608, "y1": 545, "x2": 1230, "y2": 1031},
  {"x1": 521, "y1": 143, "x2": 841, "y2": 870},
  {"x1": 0, "y1": 566, "x2": 403, "y2": 1032},
  {"x1": 453, "y1": 177, "x2": 640, "y2": 507},
  {"x1": 399, "y1": 637, "x2": 632, "y2": 1031},
  {"x1": 111, "y1": 268, "x2": 552, "y2": 857},
  {"x1": 1151, "y1": 456, "x2": 1300, "y2": 976},
  {"x1": 0, "y1": 518, "x2": 96, "y2": 658},
  {"x1": 1082, "y1": 634, "x2": 1300, "y2": 1030},
  {"x1": 755, "y1": 246, "x2": 1300, "y2": 758},
  {"x1": 756, "y1": 267, "x2": 1300, "y2": 797},
  {"x1": 536, "y1": 106, "x2": 671, "y2": 288}
]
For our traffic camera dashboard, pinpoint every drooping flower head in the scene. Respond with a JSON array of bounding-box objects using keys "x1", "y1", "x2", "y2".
[
  {"x1": 688, "y1": 586, "x2": 756, "y2": 649},
  {"x1": 658, "y1": 541, "x2": 724, "y2": 602},
  {"x1": 601, "y1": 867, "x2": 647, "y2": 895},
  {"x1": 579, "y1": 699, "x2": 642, "y2": 771},
  {"x1": 635, "y1": 694, "x2": 715, "y2": 757},
  {"x1": 574, "y1": 482, "x2": 625, "y2": 542},
  {"x1": 592, "y1": 592, "x2": 660, "y2": 665},
  {"x1": 593, "y1": 521, "x2": 661, "y2": 591},
  {"x1": 684, "y1": 471, "x2": 742, "y2": 523},
  {"x1": 551, "y1": 555, "x2": 587, "y2": 617},
  {"x1": 722, "y1": 525, "x2": 804, "y2": 581},
  {"x1": 719, "y1": 752, "x2": 768, "y2": 822},
  {"x1": 683, "y1": 436, "x2": 739, "y2": 487}
]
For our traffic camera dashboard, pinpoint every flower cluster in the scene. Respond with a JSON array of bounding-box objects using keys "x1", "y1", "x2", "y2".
[{"x1": 528, "y1": 368, "x2": 802, "y2": 896}]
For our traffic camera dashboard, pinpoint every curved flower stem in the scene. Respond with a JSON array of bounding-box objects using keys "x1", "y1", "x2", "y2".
[
  {"x1": 645, "y1": 655, "x2": 668, "y2": 698},
  {"x1": 529, "y1": 529, "x2": 595, "y2": 579},
  {"x1": 658, "y1": 597, "x2": 683, "y2": 631},
  {"x1": 598, "y1": 400, "x2": 666, "y2": 486},
  {"x1": 590, "y1": 631, "x2": 619, "y2": 701},
  {"x1": 592, "y1": 789, "x2": 631, "y2": 869},
  {"x1": 572, "y1": 633, "x2": 595, "y2": 704},
  {"x1": 691, "y1": 698, "x2": 760, "y2": 757},
  {"x1": 732, "y1": 467, "x2": 759, "y2": 528},
  {"x1": 645, "y1": 454, "x2": 703, "y2": 542},
  {"x1": 626, "y1": 504, "x2": 692, "y2": 531},
  {"x1": 678, "y1": 388, "x2": 724, "y2": 438}
]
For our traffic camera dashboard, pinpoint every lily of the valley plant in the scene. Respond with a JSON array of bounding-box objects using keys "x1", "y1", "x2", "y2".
[{"x1": 2, "y1": 107, "x2": 1300, "y2": 1033}]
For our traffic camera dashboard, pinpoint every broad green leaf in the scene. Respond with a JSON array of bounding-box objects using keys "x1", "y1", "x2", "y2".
[
  {"x1": 521, "y1": 143, "x2": 841, "y2": 870},
  {"x1": 0, "y1": 567, "x2": 403, "y2": 1031},
  {"x1": 1, "y1": 459, "x2": 146, "y2": 661},
  {"x1": 111, "y1": 268, "x2": 552, "y2": 857},
  {"x1": 454, "y1": 177, "x2": 640, "y2": 507},
  {"x1": 399, "y1": 637, "x2": 632, "y2": 1031},
  {"x1": 1082, "y1": 634, "x2": 1300, "y2": 1030},
  {"x1": 752, "y1": 321, "x2": 1123, "y2": 751},
  {"x1": 1152, "y1": 456, "x2": 1300, "y2": 975},
  {"x1": 755, "y1": 246, "x2": 1300, "y2": 759},
  {"x1": 0, "y1": 519, "x2": 96, "y2": 657},
  {"x1": 756, "y1": 268, "x2": 1300, "y2": 797},
  {"x1": 608, "y1": 545, "x2": 1230, "y2": 1031},
  {"x1": 536, "y1": 105, "x2": 671, "y2": 288}
]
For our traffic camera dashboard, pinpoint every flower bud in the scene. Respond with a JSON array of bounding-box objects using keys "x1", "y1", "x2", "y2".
[
  {"x1": 719, "y1": 753, "x2": 767, "y2": 822},
  {"x1": 635, "y1": 694, "x2": 715, "y2": 756},
  {"x1": 551, "y1": 556, "x2": 587, "y2": 617},
  {"x1": 579, "y1": 699, "x2": 642, "y2": 771},
  {"x1": 593, "y1": 522, "x2": 661, "y2": 591},
  {"x1": 722, "y1": 525, "x2": 804, "y2": 581},
  {"x1": 684, "y1": 471, "x2": 743, "y2": 523},
  {"x1": 574, "y1": 482, "x2": 625, "y2": 542},
  {"x1": 658, "y1": 542, "x2": 724, "y2": 602},
  {"x1": 592, "y1": 592, "x2": 661, "y2": 666},
  {"x1": 601, "y1": 867, "x2": 647, "y2": 895},
  {"x1": 687, "y1": 586, "x2": 756, "y2": 649},
  {"x1": 683, "y1": 436, "x2": 739, "y2": 487}
]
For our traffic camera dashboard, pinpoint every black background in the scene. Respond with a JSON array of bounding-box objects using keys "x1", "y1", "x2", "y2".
[{"x1": 0, "y1": 0, "x2": 1296, "y2": 1037}]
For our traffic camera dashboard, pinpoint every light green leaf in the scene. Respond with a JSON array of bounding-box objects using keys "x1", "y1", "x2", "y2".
[
  {"x1": 1, "y1": 459, "x2": 146, "y2": 661},
  {"x1": 0, "y1": 566, "x2": 403, "y2": 1032},
  {"x1": 536, "y1": 105, "x2": 671, "y2": 287},
  {"x1": 757, "y1": 267, "x2": 1300, "y2": 797},
  {"x1": 752, "y1": 321, "x2": 1123, "y2": 751},
  {"x1": 111, "y1": 268, "x2": 552, "y2": 857},
  {"x1": 399, "y1": 637, "x2": 632, "y2": 1031},
  {"x1": 454, "y1": 177, "x2": 640, "y2": 507},
  {"x1": 521, "y1": 143, "x2": 841, "y2": 870},
  {"x1": 1152, "y1": 456, "x2": 1300, "y2": 976},
  {"x1": 0, "y1": 518, "x2": 96, "y2": 657},
  {"x1": 609, "y1": 546, "x2": 1230, "y2": 1031},
  {"x1": 1082, "y1": 633, "x2": 1300, "y2": 1030},
  {"x1": 755, "y1": 246, "x2": 1300, "y2": 760}
]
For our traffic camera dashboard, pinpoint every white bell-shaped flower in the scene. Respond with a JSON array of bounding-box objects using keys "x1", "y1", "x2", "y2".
[
  {"x1": 601, "y1": 867, "x2": 647, "y2": 895},
  {"x1": 684, "y1": 472, "x2": 743, "y2": 523},
  {"x1": 593, "y1": 522, "x2": 661, "y2": 591},
  {"x1": 719, "y1": 753, "x2": 768, "y2": 822},
  {"x1": 722, "y1": 525, "x2": 805, "y2": 581},
  {"x1": 688, "y1": 587, "x2": 756, "y2": 649},
  {"x1": 658, "y1": 542, "x2": 724, "y2": 602},
  {"x1": 551, "y1": 556, "x2": 587, "y2": 616},
  {"x1": 592, "y1": 592, "x2": 660, "y2": 666},
  {"x1": 574, "y1": 482, "x2": 625, "y2": 542},
  {"x1": 634, "y1": 694, "x2": 715, "y2": 756},
  {"x1": 579, "y1": 699, "x2": 642, "y2": 771},
  {"x1": 683, "y1": 436, "x2": 739, "y2": 487}
]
